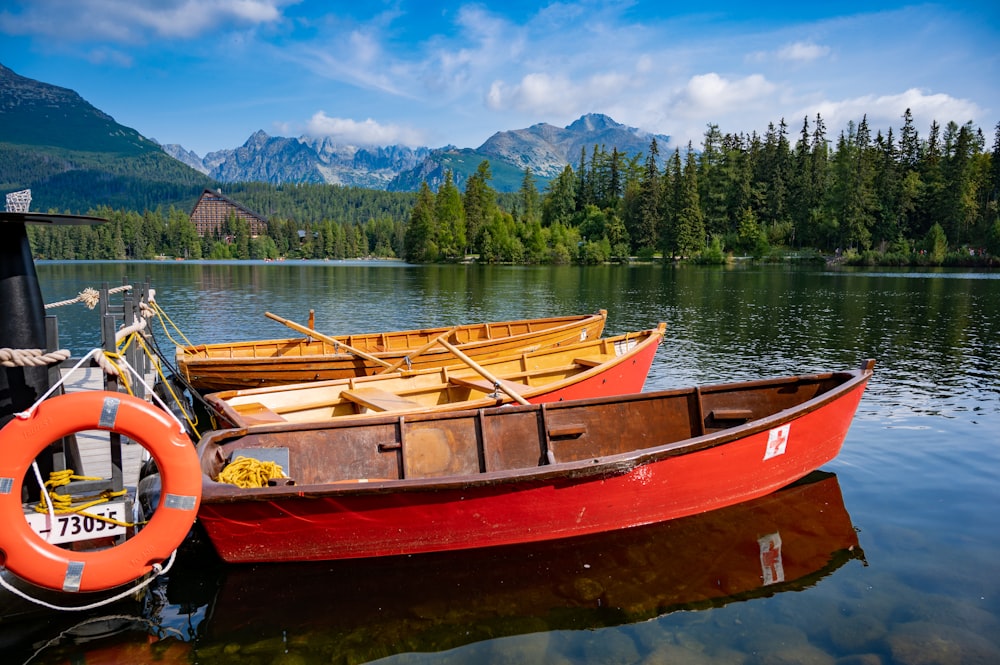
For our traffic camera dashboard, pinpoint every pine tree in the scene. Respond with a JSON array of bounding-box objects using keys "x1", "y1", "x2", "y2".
[
  {"x1": 403, "y1": 182, "x2": 438, "y2": 262},
  {"x1": 659, "y1": 148, "x2": 683, "y2": 258},
  {"x1": 630, "y1": 138, "x2": 661, "y2": 253},
  {"x1": 462, "y1": 161, "x2": 496, "y2": 255},
  {"x1": 699, "y1": 123, "x2": 729, "y2": 239},
  {"x1": 542, "y1": 165, "x2": 577, "y2": 228},
  {"x1": 434, "y1": 170, "x2": 465, "y2": 259},
  {"x1": 917, "y1": 120, "x2": 946, "y2": 238},
  {"x1": 899, "y1": 108, "x2": 921, "y2": 169},
  {"x1": 517, "y1": 168, "x2": 541, "y2": 225},
  {"x1": 676, "y1": 146, "x2": 707, "y2": 256}
]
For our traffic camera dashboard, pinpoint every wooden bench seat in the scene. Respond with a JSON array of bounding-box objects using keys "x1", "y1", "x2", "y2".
[
  {"x1": 448, "y1": 375, "x2": 529, "y2": 394},
  {"x1": 232, "y1": 402, "x2": 287, "y2": 424},
  {"x1": 572, "y1": 354, "x2": 613, "y2": 367},
  {"x1": 341, "y1": 388, "x2": 424, "y2": 412}
]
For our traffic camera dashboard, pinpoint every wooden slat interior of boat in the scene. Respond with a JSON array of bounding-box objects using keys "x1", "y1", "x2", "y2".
[
  {"x1": 208, "y1": 369, "x2": 857, "y2": 487},
  {"x1": 341, "y1": 388, "x2": 425, "y2": 412},
  {"x1": 213, "y1": 353, "x2": 624, "y2": 425},
  {"x1": 446, "y1": 375, "x2": 530, "y2": 394},
  {"x1": 572, "y1": 354, "x2": 613, "y2": 367},
  {"x1": 231, "y1": 402, "x2": 287, "y2": 425},
  {"x1": 698, "y1": 374, "x2": 840, "y2": 432}
]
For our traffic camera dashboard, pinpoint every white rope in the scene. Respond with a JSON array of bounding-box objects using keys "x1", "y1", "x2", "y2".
[
  {"x1": 0, "y1": 551, "x2": 176, "y2": 612},
  {"x1": 44, "y1": 285, "x2": 132, "y2": 310},
  {"x1": 0, "y1": 348, "x2": 71, "y2": 368},
  {"x1": 115, "y1": 316, "x2": 148, "y2": 343},
  {"x1": 14, "y1": 350, "x2": 103, "y2": 419},
  {"x1": 30, "y1": 460, "x2": 57, "y2": 541},
  {"x1": 93, "y1": 352, "x2": 122, "y2": 377},
  {"x1": 14, "y1": 349, "x2": 183, "y2": 433},
  {"x1": 113, "y1": 290, "x2": 157, "y2": 342},
  {"x1": 111, "y1": 355, "x2": 185, "y2": 432}
]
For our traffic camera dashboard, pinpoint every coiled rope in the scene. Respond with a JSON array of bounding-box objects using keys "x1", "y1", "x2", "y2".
[
  {"x1": 0, "y1": 347, "x2": 71, "y2": 367},
  {"x1": 34, "y1": 469, "x2": 134, "y2": 528},
  {"x1": 218, "y1": 455, "x2": 287, "y2": 488}
]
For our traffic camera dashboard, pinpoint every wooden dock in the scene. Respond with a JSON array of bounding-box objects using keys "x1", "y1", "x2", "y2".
[{"x1": 60, "y1": 366, "x2": 148, "y2": 487}]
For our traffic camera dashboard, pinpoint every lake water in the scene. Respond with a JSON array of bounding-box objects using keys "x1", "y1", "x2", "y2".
[{"x1": 7, "y1": 260, "x2": 1000, "y2": 664}]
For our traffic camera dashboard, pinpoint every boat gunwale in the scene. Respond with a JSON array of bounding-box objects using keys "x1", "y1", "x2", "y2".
[
  {"x1": 177, "y1": 310, "x2": 608, "y2": 363},
  {"x1": 198, "y1": 360, "x2": 875, "y2": 502}
]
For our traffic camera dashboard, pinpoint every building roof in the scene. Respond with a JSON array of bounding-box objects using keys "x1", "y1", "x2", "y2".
[{"x1": 189, "y1": 188, "x2": 268, "y2": 237}]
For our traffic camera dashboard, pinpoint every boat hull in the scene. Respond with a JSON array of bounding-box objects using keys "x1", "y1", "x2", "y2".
[
  {"x1": 178, "y1": 311, "x2": 607, "y2": 391},
  {"x1": 193, "y1": 472, "x2": 859, "y2": 654},
  {"x1": 196, "y1": 363, "x2": 873, "y2": 564}
]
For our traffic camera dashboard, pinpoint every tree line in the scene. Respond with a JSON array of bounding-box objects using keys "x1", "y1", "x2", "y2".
[
  {"x1": 27, "y1": 110, "x2": 1000, "y2": 267},
  {"x1": 402, "y1": 110, "x2": 1000, "y2": 266},
  {"x1": 26, "y1": 205, "x2": 407, "y2": 261}
]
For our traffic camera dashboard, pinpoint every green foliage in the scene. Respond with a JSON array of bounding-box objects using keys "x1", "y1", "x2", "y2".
[
  {"x1": 0, "y1": 144, "x2": 213, "y2": 212},
  {"x1": 924, "y1": 222, "x2": 948, "y2": 264},
  {"x1": 691, "y1": 236, "x2": 727, "y2": 264},
  {"x1": 988, "y1": 217, "x2": 1000, "y2": 257}
]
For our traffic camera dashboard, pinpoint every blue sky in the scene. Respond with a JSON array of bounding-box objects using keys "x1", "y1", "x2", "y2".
[{"x1": 2, "y1": 1, "x2": 998, "y2": 157}]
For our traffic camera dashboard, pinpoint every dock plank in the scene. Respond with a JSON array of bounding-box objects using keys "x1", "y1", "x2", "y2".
[{"x1": 59, "y1": 366, "x2": 150, "y2": 487}]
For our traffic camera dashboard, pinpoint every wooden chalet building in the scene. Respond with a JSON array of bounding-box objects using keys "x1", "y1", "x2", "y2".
[{"x1": 189, "y1": 188, "x2": 268, "y2": 237}]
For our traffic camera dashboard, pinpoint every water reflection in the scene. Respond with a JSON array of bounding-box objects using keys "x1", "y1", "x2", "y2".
[
  {"x1": 11, "y1": 471, "x2": 861, "y2": 664},
  {"x1": 36, "y1": 263, "x2": 1000, "y2": 412}
]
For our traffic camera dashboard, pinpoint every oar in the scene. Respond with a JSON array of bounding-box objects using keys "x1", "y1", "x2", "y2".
[
  {"x1": 264, "y1": 312, "x2": 393, "y2": 369},
  {"x1": 377, "y1": 326, "x2": 460, "y2": 375},
  {"x1": 435, "y1": 339, "x2": 531, "y2": 406}
]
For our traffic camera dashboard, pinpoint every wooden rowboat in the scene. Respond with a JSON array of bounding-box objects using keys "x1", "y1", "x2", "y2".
[
  {"x1": 204, "y1": 325, "x2": 665, "y2": 428},
  {"x1": 177, "y1": 310, "x2": 608, "y2": 391},
  {"x1": 194, "y1": 360, "x2": 875, "y2": 563}
]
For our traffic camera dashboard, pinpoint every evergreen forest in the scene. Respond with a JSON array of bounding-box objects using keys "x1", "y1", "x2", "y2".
[{"x1": 27, "y1": 111, "x2": 1000, "y2": 267}]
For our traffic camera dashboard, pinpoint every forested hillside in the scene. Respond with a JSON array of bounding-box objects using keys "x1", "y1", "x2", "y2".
[
  {"x1": 27, "y1": 111, "x2": 1000, "y2": 267},
  {"x1": 400, "y1": 111, "x2": 1000, "y2": 266}
]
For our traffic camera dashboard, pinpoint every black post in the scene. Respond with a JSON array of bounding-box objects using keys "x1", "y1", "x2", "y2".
[
  {"x1": 0, "y1": 221, "x2": 48, "y2": 425},
  {"x1": 1, "y1": 211, "x2": 106, "y2": 501}
]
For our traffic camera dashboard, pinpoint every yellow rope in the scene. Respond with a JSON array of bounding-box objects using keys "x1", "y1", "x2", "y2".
[
  {"x1": 100, "y1": 351, "x2": 132, "y2": 394},
  {"x1": 125, "y1": 332, "x2": 201, "y2": 437},
  {"x1": 34, "y1": 469, "x2": 135, "y2": 528},
  {"x1": 218, "y1": 456, "x2": 286, "y2": 489},
  {"x1": 149, "y1": 300, "x2": 198, "y2": 349}
]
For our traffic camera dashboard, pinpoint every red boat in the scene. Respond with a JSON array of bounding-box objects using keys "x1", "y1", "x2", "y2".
[
  {"x1": 194, "y1": 360, "x2": 874, "y2": 563},
  {"x1": 204, "y1": 326, "x2": 665, "y2": 429},
  {"x1": 4, "y1": 471, "x2": 862, "y2": 664}
]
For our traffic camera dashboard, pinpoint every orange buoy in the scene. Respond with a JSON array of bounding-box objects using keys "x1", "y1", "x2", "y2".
[{"x1": 0, "y1": 391, "x2": 201, "y2": 592}]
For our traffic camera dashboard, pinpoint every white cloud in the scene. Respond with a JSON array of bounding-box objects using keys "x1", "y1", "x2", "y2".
[
  {"x1": 776, "y1": 41, "x2": 831, "y2": 62},
  {"x1": 486, "y1": 71, "x2": 631, "y2": 116},
  {"x1": 803, "y1": 88, "x2": 984, "y2": 136},
  {"x1": 305, "y1": 112, "x2": 425, "y2": 146},
  {"x1": 0, "y1": 0, "x2": 290, "y2": 43},
  {"x1": 679, "y1": 72, "x2": 778, "y2": 114}
]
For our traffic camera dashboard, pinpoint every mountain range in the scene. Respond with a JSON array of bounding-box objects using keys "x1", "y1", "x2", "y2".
[
  {"x1": 161, "y1": 112, "x2": 668, "y2": 192},
  {"x1": 1, "y1": 62, "x2": 669, "y2": 209}
]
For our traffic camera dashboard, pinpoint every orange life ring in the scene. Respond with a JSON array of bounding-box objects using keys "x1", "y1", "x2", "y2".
[{"x1": 0, "y1": 391, "x2": 201, "y2": 593}]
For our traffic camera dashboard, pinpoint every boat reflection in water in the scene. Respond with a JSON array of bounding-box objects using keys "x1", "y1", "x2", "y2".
[{"x1": 15, "y1": 470, "x2": 863, "y2": 664}]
